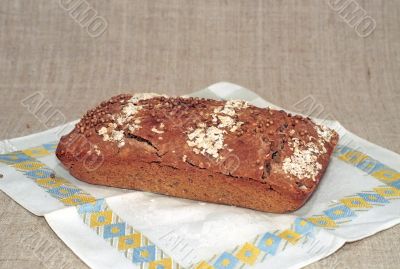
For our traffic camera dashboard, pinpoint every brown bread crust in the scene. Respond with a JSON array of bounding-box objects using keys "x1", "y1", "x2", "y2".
[{"x1": 56, "y1": 93, "x2": 338, "y2": 213}]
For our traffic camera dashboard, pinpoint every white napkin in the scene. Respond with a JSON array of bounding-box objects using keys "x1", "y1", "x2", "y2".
[{"x1": 1, "y1": 82, "x2": 400, "y2": 269}]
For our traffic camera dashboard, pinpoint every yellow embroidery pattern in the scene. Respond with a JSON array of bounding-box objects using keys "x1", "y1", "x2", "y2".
[
  {"x1": 374, "y1": 186, "x2": 400, "y2": 198},
  {"x1": 149, "y1": 258, "x2": 173, "y2": 269},
  {"x1": 235, "y1": 243, "x2": 260, "y2": 265},
  {"x1": 77, "y1": 199, "x2": 181, "y2": 268},
  {"x1": 340, "y1": 197, "x2": 372, "y2": 209},
  {"x1": 0, "y1": 143, "x2": 96, "y2": 206},
  {"x1": 22, "y1": 147, "x2": 50, "y2": 158},
  {"x1": 372, "y1": 169, "x2": 400, "y2": 183},
  {"x1": 195, "y1": 261, "x2": 215, "y2": 269},
  {"x1": 306, "y1": 216, "x2": 337, "y2": 229},
  {"x1": 337, "y1": 150, "x2": 367, "y2": 165},
  {"x1": 118, "y1": 233, "x2": 141, "y2": 251},
  {"x1": 36, "y1": 177, "x2": 68, "y2": 188},
  {"x1": 334, "y1": 145, "x2": 400, "y2": 188},
  {"x1": 12, "y1": 161, "x2": 45, "y2": 171},
  {"x1": 278, "y1": 230, "x2": 302, "y2": 244},
  {"x1": 90, "y1": 211, "x2": 113, "y2": 227}
]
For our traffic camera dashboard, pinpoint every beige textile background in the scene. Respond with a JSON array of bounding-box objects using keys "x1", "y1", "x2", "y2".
[{"x1": 0, "y1": 0, "x2": 399, "y2": 268}]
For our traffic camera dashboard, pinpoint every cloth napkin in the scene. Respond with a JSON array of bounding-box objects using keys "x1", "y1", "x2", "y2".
[{"x1": 1, "y1": 82, "x2": 399, "y2": 269}]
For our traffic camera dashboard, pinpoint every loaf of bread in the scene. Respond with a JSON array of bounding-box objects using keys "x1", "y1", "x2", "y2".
[{"x1": 56, "y1": 93, "x2": 338, "y2": 213}]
